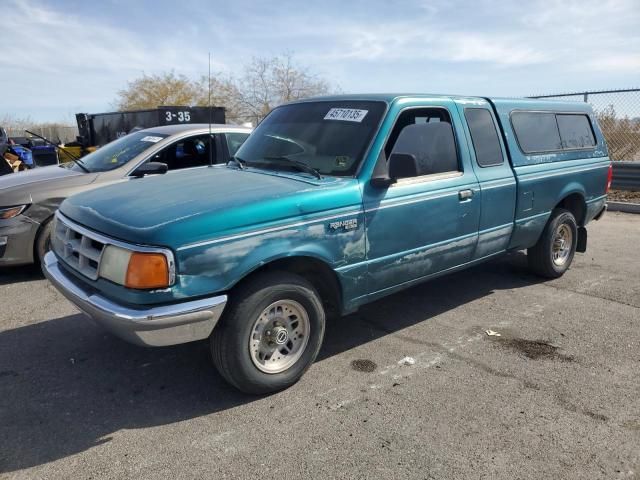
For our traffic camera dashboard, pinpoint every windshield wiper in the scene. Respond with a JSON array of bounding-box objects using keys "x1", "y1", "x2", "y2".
[
  {"x1": 262, "y1": 156, "x2": 322, "y2": 179},
  {"x1": 227, "y1": 156, "x2": 246, "y2": 170},
  {"x1": 25, "y1": 129, "x2": 90, "y2": 173},
  {"x1": 71, "y1": 158, "x2": 90, "y2": 173}
]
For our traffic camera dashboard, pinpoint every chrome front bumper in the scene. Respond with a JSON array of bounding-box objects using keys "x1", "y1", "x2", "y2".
[{"x1": 43, "y1": 252, "x2": 227, "y2": 347}]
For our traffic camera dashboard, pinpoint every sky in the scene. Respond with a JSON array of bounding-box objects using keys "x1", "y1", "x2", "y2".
[{"x1": 1, "y1": 0, "x2": 639, "y2": 123}]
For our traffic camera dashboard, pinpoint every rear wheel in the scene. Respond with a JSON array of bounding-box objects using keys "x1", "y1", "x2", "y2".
[
  {"x1": 527, "y1": 208, "x2": 578, "y2": 278},
  {"x1": 210, "y1": 271, "x2": 325, "y2": 394}
]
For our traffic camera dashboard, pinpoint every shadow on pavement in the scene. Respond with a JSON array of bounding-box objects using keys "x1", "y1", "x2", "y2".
[
  {"x1": 319, "y1": 251, "x2": 540, "y2": 360},
  {"x1": 0, "y1": 252, "x2": 543, "y2": 472},
  {"x1": 0, "y1": 264, "x2": 43, "y2": 286}
]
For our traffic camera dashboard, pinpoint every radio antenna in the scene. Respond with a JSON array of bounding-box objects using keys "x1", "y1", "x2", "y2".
[{"x1": 208, "y1": 51, "x2": 214, "y2": 168}]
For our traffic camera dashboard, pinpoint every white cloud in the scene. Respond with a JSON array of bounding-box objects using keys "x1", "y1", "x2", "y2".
[
  {"x1": 271, "y1": 19, "x2": 548, "y2": 67},
  {"x1": 255, "y1": 0, "x2": 639, "y2": 72},
  {"x1": 0, "y1": 0, "x2": 638, "y2": 120},
  {"x1": 587, "y1": 54, "x2": 640, "y2": 72},
  {"x1": 0, "y1": 0, "x2": 228, "y2": 118},
  {"x1": 1, "y1": 0, "x2": 220, "y2": 76}
]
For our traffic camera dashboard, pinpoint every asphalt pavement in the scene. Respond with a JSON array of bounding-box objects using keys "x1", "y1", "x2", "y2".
[{"x1": 1, "y1": 212, "x2": 638, "y2": 479}]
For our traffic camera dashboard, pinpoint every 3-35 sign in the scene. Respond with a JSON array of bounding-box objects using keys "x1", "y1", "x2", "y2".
[{"x1": 165, "y1": 111, "x2": 191, "y2": 122}]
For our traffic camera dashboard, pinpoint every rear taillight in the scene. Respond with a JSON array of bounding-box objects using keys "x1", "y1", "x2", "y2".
[{"x1": 606, "y1": 163, "x2": 613, "y2": 193}]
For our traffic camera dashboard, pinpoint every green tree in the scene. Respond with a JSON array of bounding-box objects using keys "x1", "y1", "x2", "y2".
[{"x1": 114, "y1": 71, "x2": 202, "y2": 110}]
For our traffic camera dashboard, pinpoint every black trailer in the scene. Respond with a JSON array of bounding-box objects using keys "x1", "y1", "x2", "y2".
[{"x1": 75, "y1": 106, "x2": 225, "y2": 148}]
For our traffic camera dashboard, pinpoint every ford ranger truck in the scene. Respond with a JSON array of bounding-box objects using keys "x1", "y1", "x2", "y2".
[{"x1": 44, "y1": 95, "x2": 611, "y2": 394}]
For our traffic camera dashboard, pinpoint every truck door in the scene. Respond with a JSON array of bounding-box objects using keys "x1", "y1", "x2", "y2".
[
  {"x1": 455, "y1": 101, "x2": 516, "y2": 259},
  {"x1": 362, "y1": 101, "x2": 481, "y2": 294}
]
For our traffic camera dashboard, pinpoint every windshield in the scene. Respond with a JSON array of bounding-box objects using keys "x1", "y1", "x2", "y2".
[
  {"x1": 69, "y1": 132, "x2": 169, "y2": 172},
  {"x1": 235, "y1": 101, "x2": 386, "y2": 176}
]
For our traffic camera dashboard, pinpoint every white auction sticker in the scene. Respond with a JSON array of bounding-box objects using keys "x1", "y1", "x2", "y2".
[
  {"x1": 140, "y1": 136, "x2": 163, "y2": 143},
  {"x1": 324, "y1": 108, "x2": 368, "y2": 122}
]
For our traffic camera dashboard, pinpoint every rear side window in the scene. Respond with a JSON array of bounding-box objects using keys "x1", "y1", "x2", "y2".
[
  {"x1": 556, "y1": 114, "x2": 595, "y2": 149},
  {"x1": 511, "y1": 112, "x2": 562, "y2": 153},
  {"x1": 464, "y1": 108, "x2": 503, "y2": 167}
]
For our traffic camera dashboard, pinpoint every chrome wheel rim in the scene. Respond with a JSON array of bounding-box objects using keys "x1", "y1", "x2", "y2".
[
  {"x1": 249, "y1": 300, "x2": 310, "y2": 374},
  {"x1": 552, "y1": 223, "x2": 573, "y2": 266}
]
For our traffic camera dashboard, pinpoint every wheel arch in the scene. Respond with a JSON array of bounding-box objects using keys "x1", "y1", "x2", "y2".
[
  {"x1": 32, "y1": 213, "x2": 56, "y2": 263},
  {"x1": 230, "y1": 255, "x2": 344, "y2": 318},
  {"x1": 554, "y1": 191, "x2": 587, "y2": 226}
]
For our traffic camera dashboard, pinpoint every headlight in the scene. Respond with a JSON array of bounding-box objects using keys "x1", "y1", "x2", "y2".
[
  {"x1": 99, "y1": 245, "x2": 172, "y2": 289},
  {"x1": 0, "y1": 204, "x2": 29, "y2": 219},
  {"x1": 99, "y1": 245, "x2": 131, "y2": 285}
]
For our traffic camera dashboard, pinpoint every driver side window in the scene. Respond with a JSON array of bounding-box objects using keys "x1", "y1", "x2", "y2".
[
  {"x1": 151, "y1": 134, "x2": 215, "y2": 171},
  {"x1": 384, "y1": 108, "x2": 460, "y2": 178}
]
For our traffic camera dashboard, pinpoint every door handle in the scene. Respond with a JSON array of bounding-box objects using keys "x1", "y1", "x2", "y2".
[{"x1": 458, "y1": 189, "x2": 474, "y2": 201}]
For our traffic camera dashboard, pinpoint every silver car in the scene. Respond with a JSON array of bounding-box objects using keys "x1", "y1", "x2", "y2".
[{"x1": 0, "y1": 124, "x2": 251, "y2": 267}]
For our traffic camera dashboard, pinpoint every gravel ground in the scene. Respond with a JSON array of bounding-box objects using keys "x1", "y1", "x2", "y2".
[
  {"x1": 1, "y1": 212, "x2": 639, "y2": 479},
  {"x1": 608, "y1": 190, "x2": 640, "y2": 203}
]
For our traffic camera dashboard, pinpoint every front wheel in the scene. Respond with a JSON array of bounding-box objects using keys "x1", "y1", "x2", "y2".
[
  {"x1": 210, "y1": 271, "x2": 326, "y2": 394},
  {"x1": 527, "y1": 208, "x2": 578, "y2": 278},
  {"x1": 35, "y1": 218, "x2": 54, "y2": 265}
]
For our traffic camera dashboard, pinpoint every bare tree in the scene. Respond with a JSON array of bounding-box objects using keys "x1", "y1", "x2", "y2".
[
  {"x1": 193, "y1": 76, "x2": 245, "y2": 124},
  {"x1": 0, "y1": 114, "x2": 77, "y2": 143},
  {"x1": 113, "y1": 54, "x2": 336, "y2": 125},
  {"x1": 597, "y1": 105, "x2": 640, "y2": 161},
  {"x1": 0, "y1": 114, "x2": 34, "y2": 134},
  {"x1": 233, "y1": 53, "x2": 332, "y2": 124}
]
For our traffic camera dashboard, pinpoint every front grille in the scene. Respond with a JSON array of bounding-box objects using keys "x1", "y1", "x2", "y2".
[{"x1": 51, "y1": 215, "x2": 106, "y2": 280}]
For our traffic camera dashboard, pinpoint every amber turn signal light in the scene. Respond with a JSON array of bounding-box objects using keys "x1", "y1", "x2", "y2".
[
  {"x1": 0, "y1": 205, "x2": 28, "y2": 219},
  {"x1": 125, "y1": 252, "x2": 170, "y2": 289}
]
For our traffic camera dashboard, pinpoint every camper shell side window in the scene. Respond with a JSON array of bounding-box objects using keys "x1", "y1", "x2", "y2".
[{"x1": 510, "y1": 111, "x2": 597, "y2": 155}]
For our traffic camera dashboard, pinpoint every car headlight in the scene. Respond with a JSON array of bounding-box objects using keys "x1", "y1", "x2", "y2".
[
  {"x1": 0, "y1": 204, "x2": 29, "y2": 219},
  {"x1": 99, "y1": 245, "x2": 172, "y2": 289}
]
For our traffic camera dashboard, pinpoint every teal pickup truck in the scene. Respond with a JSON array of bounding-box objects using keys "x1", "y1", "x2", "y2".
[{"x1": 44, "y1": 94, "x2": 611, "y2": 393}]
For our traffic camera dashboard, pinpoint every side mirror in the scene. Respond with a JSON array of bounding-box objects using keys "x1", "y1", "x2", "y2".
[
  {"x1": 131, "y1": 161, "x2": 168, "y2": 178},
  {"x1": 370, "y1": 153, "x2": 418, "y2": 188}
]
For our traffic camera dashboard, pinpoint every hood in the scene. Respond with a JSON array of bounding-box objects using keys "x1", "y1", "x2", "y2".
[
  {"x1": 60, "y1": 166, "x2": 362, "y2": 248},
  {"x1": 0, "y1": 165, "x2": 98, "y2": 206}
]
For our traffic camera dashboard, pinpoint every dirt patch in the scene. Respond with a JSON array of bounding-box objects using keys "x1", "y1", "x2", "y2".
[
  {"x1": 556, "y1": 394, "x2": 608, "y2": 422},
  {"x1": 584, "y1": 410, "x2": 608, "y2": 422},
  {"x1": 608, "y1": 189, "x2": 640, "y2": 203},
  {"x1": 351, "y1": 359, "x2": 377, "y2": 373},
  {"x1": 493, "y1": 338, "x2": 574, "y2": 362}
]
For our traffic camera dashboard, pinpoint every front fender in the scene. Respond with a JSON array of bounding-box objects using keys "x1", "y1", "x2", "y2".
[
  {"x1": 24, "y1": 201, "x2": 58, "y2": 224},
  {"x1": 175, "y1": 212, "x2": 366, "y2": 301}
]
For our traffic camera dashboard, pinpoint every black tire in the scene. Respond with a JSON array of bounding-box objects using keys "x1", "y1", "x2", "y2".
[
  {"x1": 210, "y1": 271, "x2": 326, "y2": 394},
  {"x1": 527, "y1": 208, "x2": 578, "y2": 279},
  {"x1": 35, "y1": 218, "x2": 54, "y2": 265}
]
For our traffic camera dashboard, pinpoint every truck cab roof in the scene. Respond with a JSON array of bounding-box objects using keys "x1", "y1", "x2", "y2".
[{"x1": 293, "y1": 93, "x2": 593, "y2": 114}]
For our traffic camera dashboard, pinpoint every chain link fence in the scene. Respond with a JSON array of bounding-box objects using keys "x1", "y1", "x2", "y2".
[{"x1": 530, "y1": 89, "x2": 640, "y2": 161}]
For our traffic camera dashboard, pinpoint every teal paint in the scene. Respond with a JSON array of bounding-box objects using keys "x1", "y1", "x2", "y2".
[{"x1": 58, "y1": 94, "x2": 610, "y2": 311}]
